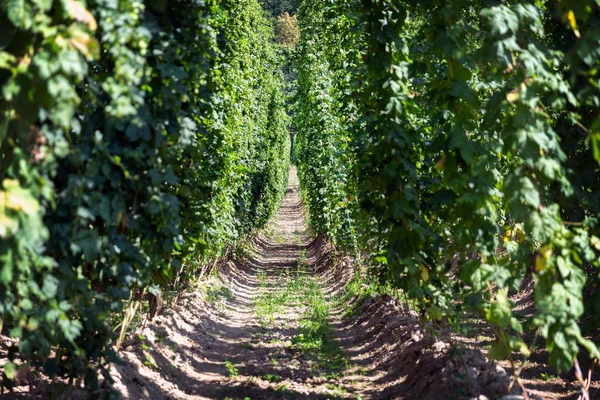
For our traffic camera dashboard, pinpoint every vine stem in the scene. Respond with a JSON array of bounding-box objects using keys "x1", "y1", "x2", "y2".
[
  {"x1": 563, "y1": 221, "x2": 585, "y2": 227},
  {"x1": 115, "y1": 287, "x2": 146, "y2": 351},
  {"x1": 574, "y1": 357, "x2": 590, "y2": 400}
]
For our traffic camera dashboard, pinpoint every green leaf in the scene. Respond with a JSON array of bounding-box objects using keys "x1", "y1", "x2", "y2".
[
  {"x1": 58, "y1": 319, "x2": 82, "y2": 342},
  {"x1": 9, "y1": 326, "x2": 22, "y2": 338},
  {"x1": 591, "y1": 133, "x2": 600, "y2": 163},
  {"x1": 579, "y1": 338, "x2": 600, "y2": 360},
  {"x1": 0, "y1": 52, "x2": 16, "y2": 70},
  {"x1": 0, "y1": 247, "x2": 14, "y2": 284},
  {"x1": 4, "y1": 361, "x2": 16, "y2": 380},
  {"x1": 486, "y1": 289, "x2": 513, "y2": 328},
  {"x1": 519, "y1": 176, "x2": 540, "y2": 208},
  {"x1": 549, "y1": 345, "x2": 574, "y2": 372},
  {"x1": 7, "y1": 0, "x2": 33, "y2": 29},
  {"x1": 36, "y1": 0, "x2": 54, "y2": 10},
  {"x1": 510, "y1": 317, "x2": 524, "y2": 334},
  {"x1": 42, "y1": 275, "x2": 59, "y2": 299},
  {"x1": 510, "y1": 337, "x2": 530, "y2": 357},
  {"x1": 488, "y1": 343, "x2": 509, "y2": 360},
  {"x1": 19, "y1": 298, "x2": 33, "y2": 311}
]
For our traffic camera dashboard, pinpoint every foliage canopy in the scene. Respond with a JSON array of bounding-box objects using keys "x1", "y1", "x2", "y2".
[
  {"x1": 0, "y1": 0, "x2": 289, "y2": 389},
  {"x1": 294, "y1": 0, "x2": 600, "y2": 375}
]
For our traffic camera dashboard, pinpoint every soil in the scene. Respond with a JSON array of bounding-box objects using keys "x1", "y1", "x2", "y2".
[
  {"x1": 107, "y1": 168, "x2": 513, "y2": 400},
  {"x1": 452, "y1": 277, "x2": 600, "y2": 400},
  {"x1": 1, "y1": 168, "x2": 596, "y2": 399}
]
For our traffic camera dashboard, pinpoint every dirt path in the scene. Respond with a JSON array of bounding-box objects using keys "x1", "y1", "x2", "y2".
[
  {"x1": 111, "y1": 168, "x2": 371, "y2": 399},
  {"x1": 110, "y1": 168, "x2": 521, "y2": 400},
  {"x1": 0, "y1": 168, "x2": 538, "y2": 399},
  {"x1": 1, "y1": 172, "x2": 593, "y2": 399}
]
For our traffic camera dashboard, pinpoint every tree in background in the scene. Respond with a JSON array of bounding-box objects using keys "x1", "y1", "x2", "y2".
[
  {"x1": 276, "y1": 12, "x2": 300, "y2": 48},
  {"x1": 260, "y1": 0, "x2": 297, "y2": 19}
]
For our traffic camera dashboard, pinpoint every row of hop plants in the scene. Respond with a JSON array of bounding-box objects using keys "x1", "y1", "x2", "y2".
[
  {"x1": 294, "y1": 0, "x2": 600, "y2": 390},
  {"x1": 0, "y1": 0, "x2": 290, "y2": 392}
]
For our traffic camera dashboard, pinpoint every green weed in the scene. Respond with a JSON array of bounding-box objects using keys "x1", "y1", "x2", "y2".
[
  {"x1": 540, "y1": 372, "x2": 559, "y2": 381},
  {"x1": 255, "y1": 270, "x2": 303, "y2": 324},
  {"x1": 291, "y1": 276, "x2": 350, "y2": 377},
  {"x1": 263, "y1": 373, "x2": 282, "y2": 383},
  {"x1": 224, "y1": 360, "x2": 239, "y2": 378},
  {"x1": 276, "y1": 383, "x2": 290, "y2": 392},
  {"x1": 143, "y1": 353, "x2": 158, "y2": 370},
  {"x1": 253, "y1": 267, "x2": 352, "y2": 394}
]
